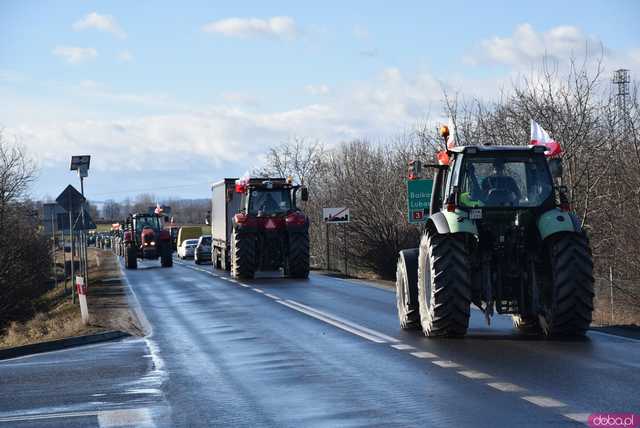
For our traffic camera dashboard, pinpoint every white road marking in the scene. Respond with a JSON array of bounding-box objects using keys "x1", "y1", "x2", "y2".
[
  {"x1": 458, "y1": 370, "x2": 493, "y2": 380},
  {"x1": 0, "y1": 411, "x2": 99, "y2": 423},
  {"x1": 98, "y1": 407, "x2": 154, "y2": 427},
  {"x1": 253, "y1": 288, "x2": 265, "y2": 293},
  {"x1": 487, "y1": 382, "x2": 526, "y2": 392},
  {"x1": 286, "y1": 300, "x2": 400, "y2": 343},
  {"x1": 264, "y1": 293, "x2": 279, "y2": 299},
  {"x1": 277, "y1": 300, "x2": 387, "y2": 343},
  {"x1": 563, "y1": 413, "x2": 590, "y2": 423},
  {"x1": 410, "y1": 351, "x2": 438, "y2": 359},
  {"x1": 390, "y1": 344, "x2": 415, "y2": 350},
  {"x1": 432, "y1": 360, "x2": 461, "y2": 368},
  {"x1": 521, "y1": 396, "x2": 567, "y2": 408},
  {"x1": 238, "y1": 283, "x2": 250, "y2": 288}
]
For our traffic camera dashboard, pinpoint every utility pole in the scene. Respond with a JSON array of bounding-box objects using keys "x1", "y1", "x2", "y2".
[
  {"x1": 609, "y1": 266, "x2": 615, "y2": 325},
  {"x1": 326, "y1": 223, "x2": 330, "y2": 271}
]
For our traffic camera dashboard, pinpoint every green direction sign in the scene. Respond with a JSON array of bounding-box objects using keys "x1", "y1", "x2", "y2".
[{"x1": 407, "y1": 179, "x2": 433, "y2": 224}]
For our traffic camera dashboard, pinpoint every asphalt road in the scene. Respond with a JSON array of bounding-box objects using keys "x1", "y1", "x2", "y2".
[{"x1": 1, "y1": 256, "x2": 638, "y2": 427}]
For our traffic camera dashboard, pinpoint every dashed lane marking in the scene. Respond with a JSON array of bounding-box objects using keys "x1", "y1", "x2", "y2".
[
  {"x1": 390, "y1": 344, "x2": 415, "y2": 351},
  {"x1": 410, "y1": 351, "x2": 438, "y2": 359},
  {"x1": 253, "y1": 288, "x2": 265, "y2": 293},
  {"x1": 521, "y1": 396, "x2": 567, "y2": 408},
  {"x1": 458, "y1": 370, "x2": 493, "y2": 380},
  {"x1": 487, "y1": 382, "x2": 526, "y2": 393},
  {"x1": 264, "y1": 293, "x2": 279, "y2": 299},
  {"x1": 563, "y1": 413, "x2": 590, "y2": 423},
  {"x1": 432, "y1": 360, "x2": 461, "y2": 368}
]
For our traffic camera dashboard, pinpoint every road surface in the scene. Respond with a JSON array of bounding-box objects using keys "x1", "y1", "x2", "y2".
[{"x1": 1, "y1": 257, "x2": 638, "y2": 427}]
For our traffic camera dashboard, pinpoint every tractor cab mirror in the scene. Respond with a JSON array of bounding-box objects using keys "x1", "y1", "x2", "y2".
[
  {"x1": 300, "y1": 187, "x2": 309, "y2": 202},
  {"x1": 548, "y1": 158, "x2": 563, "y2": 180}
]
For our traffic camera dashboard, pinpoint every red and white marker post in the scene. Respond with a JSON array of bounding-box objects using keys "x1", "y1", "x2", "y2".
[{"x1": 75, "y1": 275, "x2": 89, "y2": 324}]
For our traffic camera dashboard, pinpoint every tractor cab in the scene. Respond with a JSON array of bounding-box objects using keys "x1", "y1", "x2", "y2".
[{"x1": 236, "y1": 178, "x2": 308, "y2": 218}]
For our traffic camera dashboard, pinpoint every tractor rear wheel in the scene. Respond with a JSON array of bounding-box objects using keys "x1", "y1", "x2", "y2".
[
  {"x1": 125, "y1": 245, "x2": 137, "y2": 269},
  {"x1": 160, "y1": 243, "x2": 173, "y2": 268},
  {"x1": 231, "y1": 231, "x2": 256, "y2": 279},
  {"x1": 396, "y1": 249, "x2": 420, "y2": 330},
  {"x1": 417, "y1": 232, "x2": 471, "y2": 337},
  {"x1": 287, "y1": 232, "x2": 310, "y2": 279},
  {"x1": 542, "y1": 233, "x2": 594, "y2": 336}
]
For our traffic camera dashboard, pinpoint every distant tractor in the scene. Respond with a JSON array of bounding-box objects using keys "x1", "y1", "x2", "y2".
[
  {"x1": 123, "y1": 213, "x2": 173, "y2": 269},
  {"x1": 210, "y1": 177, "x2": 310, "y2": 279},
  {"x1": 396, "y1": 138, "x2": 594, "y2": 337}
]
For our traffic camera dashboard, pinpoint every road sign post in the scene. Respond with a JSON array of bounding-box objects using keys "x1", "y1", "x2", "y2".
[
  {"x1": 323, "y1": 208, "x2": 350, "y2": 275},
  {"x1": 407, "y1": 179, "x2": 433, "y2": 224}
]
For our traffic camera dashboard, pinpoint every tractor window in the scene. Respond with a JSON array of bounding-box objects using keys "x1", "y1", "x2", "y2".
[
  {"x1": 134, "y1": 216, "x2": 161, "y2": 232},
  {"x1": 459, "y1": 155, "x2": 553, "y2": 208},
  {"x1": 248, "y1": 189, "x2": 291, "y2": 215}
]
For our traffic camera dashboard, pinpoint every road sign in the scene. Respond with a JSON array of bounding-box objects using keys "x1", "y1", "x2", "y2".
[
  {"x1": 407, "y1": 179, "x2": 433, "y2": 224},
  {"x1": 56, "y1": 185, "x2": 85, "y2": 212},
  {"x1": 323, "y1": 207, "x2": 350, "y2": 224},
  {"x1": 43, "y1": 203, "x2": 66, "y2": 235}
]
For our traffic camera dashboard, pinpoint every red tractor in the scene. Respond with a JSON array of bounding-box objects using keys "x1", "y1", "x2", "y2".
[
  {"x1": 123, "y1": 213, "x2": 173, "y2": 269},
  {"x1": 211, "y1": 177, "x2": 310, "y2": 279}
]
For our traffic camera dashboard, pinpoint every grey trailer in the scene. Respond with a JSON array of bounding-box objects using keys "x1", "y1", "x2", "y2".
[{"x1": 211, "y1": 178, "x2": 240, "y2": 270}]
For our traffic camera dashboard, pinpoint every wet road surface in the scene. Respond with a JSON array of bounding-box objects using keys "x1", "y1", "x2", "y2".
[{"x1": 1, "y1": 256, "x2": 638, "y2": 426}]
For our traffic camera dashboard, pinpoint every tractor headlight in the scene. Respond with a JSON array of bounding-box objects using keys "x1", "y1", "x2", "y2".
[{"x1": 151, "y1": 241, "x2": 156, "y2": 246}]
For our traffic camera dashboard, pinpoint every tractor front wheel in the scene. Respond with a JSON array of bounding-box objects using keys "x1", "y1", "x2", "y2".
[
  {"x1": 417, "y1": 232, "x2": 471, "y2": 337},
  {"x1": 396, "y1": 249, "x2": 420, "y2": 330}
]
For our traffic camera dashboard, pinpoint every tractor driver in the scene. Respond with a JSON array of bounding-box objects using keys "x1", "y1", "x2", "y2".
[
  {"x1": 459, "y1": 163, "x2": 484, "y2": 207},
  {"x1": 459, "y1": 158, "x2": 521, "y2": 207}
]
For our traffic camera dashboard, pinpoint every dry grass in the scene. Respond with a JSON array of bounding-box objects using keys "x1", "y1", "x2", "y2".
[
  {"x1": 0, "y1": 283, "x2": 100, "y2": 349},
  {"x1": 0, "y1": 247, "x2": 117, "y2": 349}
]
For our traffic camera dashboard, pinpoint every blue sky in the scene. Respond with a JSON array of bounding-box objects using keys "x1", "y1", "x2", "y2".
[{"x1": 1, "y1": 1, "x2": 639, "y2": 202}]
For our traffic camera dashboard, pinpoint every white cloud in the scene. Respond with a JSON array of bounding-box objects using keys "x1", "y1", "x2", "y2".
[
  {"x1": 202, "y1": 16, "x2": 298, "y2": 40},
  {"x1": 117, "y1": 50, "x2": 134, "y2": 62},
  {"x1": 52, "y1": 46, "x2": 98, "y2": 64},
  {"x1": 305, "y1": 84, "x2": 330, "y2": 96},
  {"x1": 73, "y1": 12, "x2": 127, "y2": 39},
  {"x1": 467, "y1": 23, "x2": 603, "y2": 67},
  {"x1": 6, "y1": 67, "x2": 445, "y2": 176}
]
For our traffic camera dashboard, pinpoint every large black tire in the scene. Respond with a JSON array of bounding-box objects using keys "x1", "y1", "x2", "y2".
[
  {"x1": 287, "y1": 232, "x2": 310, "y2": 278},
  {"x1": 417, "y1": 232, "x2": 471, "y2": 337},
  {"x1": 542, "y1": 233, "x2": 594, "y2": 336},
  {"x1": 160, "y1": 243, "x2": 173, "y2": 268},
  {"x1": 231, "y1": 231, "x2": 256, "y2": 279},
  {"x1": 396, "y1": 249, "x2": 420, "y2": 329},
  {"x1": 125, "y1": 245, "x2": 137, "y2": 270}
]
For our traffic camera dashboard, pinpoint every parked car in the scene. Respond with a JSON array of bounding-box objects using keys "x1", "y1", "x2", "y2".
[
  {"x1": 194, "y1": 235, "x2": 212, "y2": 264},
  {"x1": 178, "y1": 239, "x2": 199, "y2": 259}
]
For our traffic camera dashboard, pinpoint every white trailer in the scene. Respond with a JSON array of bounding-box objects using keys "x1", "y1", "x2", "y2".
[{"x1": 210, "y1": 178, "x2": 241, "y2": 269}]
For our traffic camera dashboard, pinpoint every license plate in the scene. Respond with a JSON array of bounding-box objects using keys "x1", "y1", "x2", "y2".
[{"x1": 470, "y1": 209, "x2": 482, "y2": 220}]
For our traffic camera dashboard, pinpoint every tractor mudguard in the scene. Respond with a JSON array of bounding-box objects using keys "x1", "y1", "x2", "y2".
[
  {"x1": 429, "y1": 211, "x2": 478, "y2": 235},
  {"x1": 537, "y1": 208, "x2": 581, "y2": 240}
]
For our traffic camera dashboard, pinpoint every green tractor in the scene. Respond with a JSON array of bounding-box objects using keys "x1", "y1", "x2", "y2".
[{"x1": 396, "y1": 144, "x2": 594, "y2": 337}]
